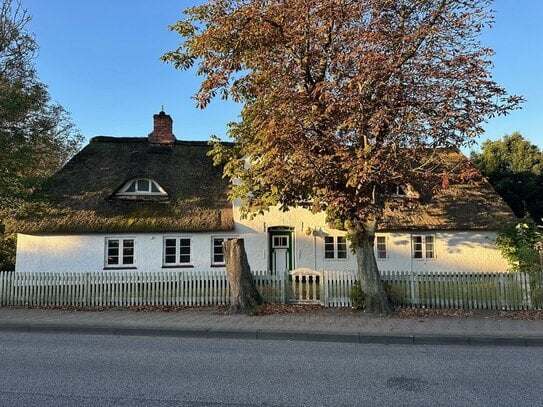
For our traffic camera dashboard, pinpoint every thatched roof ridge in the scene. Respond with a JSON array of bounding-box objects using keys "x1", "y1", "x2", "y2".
[{"x1": 11, "y1": 137, "x2": 234, "y2": 234}]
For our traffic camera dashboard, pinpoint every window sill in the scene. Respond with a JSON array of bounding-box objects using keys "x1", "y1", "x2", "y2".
[
  {"x1": 103, "y1": 266, "x2": 137, "y2": 270},
  {"x1": 161, "y1": 265, "x2": 194, "y2": 269},
  {"x1": 210, "y1": 264, "x2": 226, "y2": 268}
]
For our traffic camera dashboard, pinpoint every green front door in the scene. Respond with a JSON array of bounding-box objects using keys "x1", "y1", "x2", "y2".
[{"x1": 268, "y1": 228, "x2": 294, "y2": 274}]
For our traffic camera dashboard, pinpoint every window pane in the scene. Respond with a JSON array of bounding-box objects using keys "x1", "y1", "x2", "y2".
[
  {"x1": 123, "y1": 255, "x2": 134, "y2": 264},
  {"x1": 125, "y1": 182, "x2": 136, "y2": 192},
  {"x1": 165, "y1": 255, "x2": 176, "y2": 264},
  {"x1": 337, "y1": 237, "x2": 347, "y2": 258},
  {"x1": 324, "y1": 236, "x2": 334, "y2": 259},
  {"x1": 213, "y1": 238, "x2": 225, "y2": 264},
  {"x1": 151, "y1": 182, "x2": 160, "y2": 193},
  {"x1": 376, "y1": 237, "x2": 386, "y2": 259},
  {"x1": 425, "y1": 236, "x2": 434, "y2": 259},
  {"x1": 107, "y1": 256, "x2": 119, "y2": 265},
  {"x1": 165, "y1": 238, "x2": 176, "y2": 247},
  {"x1": 137, "y1": 179, "x2": 150, "y2": 192},
  {"x1": 165, "y1": 247, "x2": 176, "y2": 255},
  {"x1": 413, "y1": 236, "x2": 423, "y2": 258},
  {"x1": 107, "y1": 240, "x2": 119, "y2": 264},
  {"x1": 179, "y1": 238, "x2": 191, "y2": 263},
  {"x1": 123, "y1": 239, "x2": 134, "y2": 248}
]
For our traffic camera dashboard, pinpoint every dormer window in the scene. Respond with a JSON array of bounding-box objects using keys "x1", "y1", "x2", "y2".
[
  {"x1": 392, "y1": 184, "x2": 420, "y2": 199},
  {"x1": 394, "y1": 185, "x2": 407, "y2": 196},
  {"x1": 116, "y1": 178, "x2": 167, "y2": 196}
]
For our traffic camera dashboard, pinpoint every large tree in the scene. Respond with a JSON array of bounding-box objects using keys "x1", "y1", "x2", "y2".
[
  {"x1": 0, "y1": 0, "x2": 82, "y2": 269},
  {"x1": 164, "y1": 0, "x2": 521, "y2": 314},
  {"x1": 471, "y1": 133, "x2": 543, "y2": 223}
]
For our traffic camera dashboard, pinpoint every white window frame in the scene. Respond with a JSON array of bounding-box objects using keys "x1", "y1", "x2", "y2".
[
  {"x1": 412, "y1": 235, "x2": 435, "y2": 260},
  {"x1": 116, "y1": 178, "x2": 167, "y2": 196},
  {"x1": 163, "y1": 236, "x2": 192, "y2": 267},
  {"x1": 105, "y1": 238, "x2": 136, "y2": 268},
  {"x1": 272, "y1": 235, "x2": 289, "y2": 249},
  {"x1": 211, "y1": 236, "x2": 237, "y2": 266},
  {"x1": 324, "y1": 236, "x2": 348, "y2": 260},
  {"x1": 375, "y1": 236, "x2": 388, "y2": 260}
]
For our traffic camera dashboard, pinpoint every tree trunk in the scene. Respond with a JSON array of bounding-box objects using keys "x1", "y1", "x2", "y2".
[
  {"x1": 223, "y1": 238, "x2": 263, "y2": 314},
  {"x1": 351, "y1": 222, "x2": 392, "y2": 315}
]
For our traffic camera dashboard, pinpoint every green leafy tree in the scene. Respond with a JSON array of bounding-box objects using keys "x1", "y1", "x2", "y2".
[
  {"x1": 0, "y1": 0, "x2": 82, "y2": 270},
  {"x1": 164, "y1": 0, "x2": 521, "y2": 314},
  {"x1": 496, "y1": 218, "x2": 543, "y2": 307},
  {"x1": 471, "y1": 133, "x2": 543, "y2": 223}
]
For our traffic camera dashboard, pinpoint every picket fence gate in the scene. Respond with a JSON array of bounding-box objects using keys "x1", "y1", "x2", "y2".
[{"x1": 0, "y1": 269, "x2": 536, "y2": 310}]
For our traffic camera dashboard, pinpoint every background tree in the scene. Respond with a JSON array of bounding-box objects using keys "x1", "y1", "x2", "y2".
[
  {"x1": 164, "y1": 0, "x2": 521, "y2": 314},
  {"x1": 0, "y1": 0, "x2": 82, "y2": 269},
  {"x1": 496, "y1": 218, "x2": 543, "y2": 307},
  {"x1": 471, "y1": 133, "x2": 543, "y2": 224}
]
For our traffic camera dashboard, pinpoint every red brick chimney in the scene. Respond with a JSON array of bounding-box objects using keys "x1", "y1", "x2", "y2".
[{"x1": 148, "y1": 111, "x2": 176, "y2": 144}]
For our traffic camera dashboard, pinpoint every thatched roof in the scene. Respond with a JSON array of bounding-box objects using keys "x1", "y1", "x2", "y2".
[
  {"x1": 380, "y1": 183, "x2": 515, "y2": 231},
  {"x1": 10, "y1": 138, "x2": 514, "y2": 234},
  {"x1": 11, "y1": 137, "x2": 234, "y2": 234},
  {"x1": 379, "y1": 150, "x2": 516, "y2": 231}
]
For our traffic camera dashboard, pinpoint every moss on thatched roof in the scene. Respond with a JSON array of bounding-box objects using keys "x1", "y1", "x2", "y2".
[{"x1": 10, "y1": 137, "x2": 234, "y2": 234}]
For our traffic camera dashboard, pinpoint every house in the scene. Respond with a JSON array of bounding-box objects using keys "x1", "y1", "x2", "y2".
[{"x1": 11, "y1": 111, "x2": 516, "y2": 274}]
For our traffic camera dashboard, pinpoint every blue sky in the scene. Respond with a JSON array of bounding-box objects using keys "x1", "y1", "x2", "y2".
[{"x1": 23, "y1": 0, "x2": 543, "y2": 151}]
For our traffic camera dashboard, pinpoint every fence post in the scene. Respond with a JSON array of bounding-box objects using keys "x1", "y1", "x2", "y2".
[
  {"x1": 280, "y1": 271, "x2": 286, "y2": 304},
  {"x1": 410, "y1": 270, "x2": 419, "y2": 308},
  {"x1": 322, "y1": 270, "x2": 328, "y2": 307},
  {"x1": 522, "y1": 272, "x2": 532, "y2": 310}
]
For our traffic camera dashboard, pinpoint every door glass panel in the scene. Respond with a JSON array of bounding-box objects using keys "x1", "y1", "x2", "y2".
[{"x1": 272, "y1": 236, "x2": 288, "y2": 248}]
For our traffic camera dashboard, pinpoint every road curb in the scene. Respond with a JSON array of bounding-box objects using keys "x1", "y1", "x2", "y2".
[{"x1": 1, "y1": 323, "x2": 542, "y2": 347}]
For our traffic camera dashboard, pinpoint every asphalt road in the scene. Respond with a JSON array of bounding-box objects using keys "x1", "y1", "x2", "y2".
[{"x1": 0, "y1": 332, "x2": 542, "y2": 406}]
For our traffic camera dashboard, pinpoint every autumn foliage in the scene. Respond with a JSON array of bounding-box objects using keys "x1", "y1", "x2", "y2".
[{"x1": 164, "y1": 0, "x2": 521, "y2": 314}]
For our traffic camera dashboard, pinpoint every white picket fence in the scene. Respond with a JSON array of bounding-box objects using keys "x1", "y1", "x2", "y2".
[
  {"x1": 0, "y1": 269, "x2": 537, "y2": 310},
  {"x1": 0, "y1": 270, "x2": 282, "y2": 308}
]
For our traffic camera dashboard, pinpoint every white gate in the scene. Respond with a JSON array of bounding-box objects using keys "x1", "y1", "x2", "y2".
[{"x1": 287, "y1": 269, "x2": 323, "y2": 305}]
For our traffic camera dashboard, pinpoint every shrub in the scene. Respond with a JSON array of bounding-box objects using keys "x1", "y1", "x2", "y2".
[{"x1": 350, "y1": 280, "x2": 365, "y2": 309}]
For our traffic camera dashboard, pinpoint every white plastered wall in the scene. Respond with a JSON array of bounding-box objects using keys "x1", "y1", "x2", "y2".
[
  {"x1": 234, "y1": 202, "x2": 510, "y2": 274},
  {"x1": 15, "y1": 232, "x2": 238, "y2": 273},
  {"x1": 15, "y1": 205, "x2": 509, "y2": 274}
]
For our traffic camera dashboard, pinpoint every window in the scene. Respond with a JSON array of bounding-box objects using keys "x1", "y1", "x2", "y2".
[
  {"x1": 376, "y1": 236, "x2": 387, "y2": 259},
  {"x1": 116, "y1": 178, "x2": 167, "y2": 196},
  {"x1": 163, "y1": 237, "x2": 192, "y2": 266},
  {"x1": 413, "y1": 235, "x2": 435, "y2": 259},
  {"x1": 211, "y1": 237, "x2": 236, "y2": 266},
  {"x1": 105, "y1": 238, "x2": 134, "y2": 267},
  {"x1": 393, "y1": 184, "x2": 420, "y2": 199},
  {"x1": 394, "y1": 185, "x2": 407, "y2": 196},
  {"x1": 324, "y1": 236, "x2": 347, "y2": 259},
  {"x1": 272, "y1": 235, "x2": 289, "y2": 248}
]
